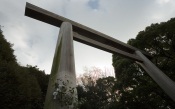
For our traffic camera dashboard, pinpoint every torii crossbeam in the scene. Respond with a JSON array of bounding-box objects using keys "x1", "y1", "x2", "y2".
[
  {"x1": 25, "y1": 2, "x2": 151, "y2": 62},
  {"x1": 25, "y1": 2, "x2": 175, "y2": 109}
]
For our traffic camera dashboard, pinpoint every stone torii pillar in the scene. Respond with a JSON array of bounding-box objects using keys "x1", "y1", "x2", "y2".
[{"x1": 44, "y1": 22, "x2": 77, "y2": 109}]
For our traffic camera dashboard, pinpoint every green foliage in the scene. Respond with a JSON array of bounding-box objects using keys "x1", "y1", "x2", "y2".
[
  {"x1": 128, "y1": 18, "x2": 175, "y2": 80},
  {"x1": 77, "y1": 76, "x2": 117, "y2": 109},
  {"x1": 112, "y1": 18, "x2": 175, "y2": 109},
  {"x1": 0, "y1": 27, "x2": 49, "y2": 109},
  {"x1": 0, "y1": 28, "x2": 16, "y2": 63},
  {"x1": 0, "y1": 62, "x2": 43, "y2": 109},
  {"x1": 27, "y1": 65, "x2": 49, "y2": 104}
]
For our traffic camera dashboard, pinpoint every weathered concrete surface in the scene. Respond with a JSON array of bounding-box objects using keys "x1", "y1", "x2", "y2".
[{"x1": 44, "y1": 22, "x2": 77, "y2": 109}]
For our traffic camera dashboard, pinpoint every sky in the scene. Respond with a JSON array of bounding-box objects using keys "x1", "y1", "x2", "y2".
[{"x1": 0, "y1": 0, "x2": 175, "y2": 76}]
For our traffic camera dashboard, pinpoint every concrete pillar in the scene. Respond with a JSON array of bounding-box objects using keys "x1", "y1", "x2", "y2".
[{"x1": 44, "y1": 22, "x2": 77, "y2": 109}]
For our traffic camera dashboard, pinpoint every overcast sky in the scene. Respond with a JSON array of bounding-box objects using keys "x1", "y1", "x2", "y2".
[{"x1": 0, "y1": 0, "x2": 175, "y2": 76}]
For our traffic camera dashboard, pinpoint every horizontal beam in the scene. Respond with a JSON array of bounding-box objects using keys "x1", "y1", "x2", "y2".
[
  {"x1": 25, "y1": 2, "x2": 152, "y2": 60},
  {"x1": 74, "y1": 32, "x2": 143, "y2": 62}
]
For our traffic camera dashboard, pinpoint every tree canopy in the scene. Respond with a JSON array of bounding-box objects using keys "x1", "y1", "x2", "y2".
[
  {"x1": 112, "y1": 18, "x2": 175, "y2": 109},
  {"x1": 0, "y1": 27, "x2": 49, "y2": 109}
]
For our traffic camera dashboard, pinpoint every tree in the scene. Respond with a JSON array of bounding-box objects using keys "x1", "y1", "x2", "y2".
[
  {"x1": 77, "y1": 67, "x2": 117, "y2": 109},
  {"x1": 0, "y1": 57, "x2": 43, "y2": 109},
  {"x1": 26, "y1": 65, "x2": 49, "y2": 106},
  {"x1": 77, "y1": 76, "x2": 117, "y2": 109},
  {"x1": 112, "y1": 18, "x2": 175, "y2": 108},
  {"x1": 0, "y1": 27, "x2": 49, "y2": 109},
  {"x1": 0, "y1": 27, "x2": 16, "y2": 64}
]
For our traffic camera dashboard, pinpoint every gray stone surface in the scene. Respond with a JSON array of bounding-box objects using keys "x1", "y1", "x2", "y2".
[{"x1": 44, "y1": 22, "x2": 77, "y2": 109}]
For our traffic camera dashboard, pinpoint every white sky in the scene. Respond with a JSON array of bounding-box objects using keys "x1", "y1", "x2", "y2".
[{"x1": 0, "y1": 0, "x2": 175, "y2": 76}]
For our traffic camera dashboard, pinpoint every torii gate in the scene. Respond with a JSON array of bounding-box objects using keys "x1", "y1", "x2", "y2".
[{"x1": 25, "y1": 2, "x2": 175, "y2": 109}]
